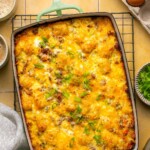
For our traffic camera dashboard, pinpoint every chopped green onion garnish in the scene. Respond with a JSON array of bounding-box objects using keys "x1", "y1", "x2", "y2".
[
  {"x1": 74, "y1": 97, "x2": 81, "y2": 103},
  {"x1": 66, "y1": 51, "x2": 74, "y2": 58},
  {"x1": 70, "y1": 105, "x2": 83, "y2": 123},
  {"x1": 62, "y1": 74, "x2": 73, "y2": 83},
  {"x1": 42, "y1": 37, "x2": 48, "y2": 43},
  {"x1": 93, "y1": 135, "x2": 101, "y2": 145},
  {"x1": 39, "y1": 37, "x2": 48, "y2": 48},
  {"x1": 45, "y1": 89, "x2": 57, "y2": 99},
  {"x1": 51, "y1": 101, "x2": 58, "y2": 109},
  {"x1": 76, "y1": 105, "x2": 82, "y2": 114},
  {"x1": 83, "y1": 72, "x2": 90, "y2": 77},
  {"x1": 88, "y1": 121, "x2": 96, "y2": 130},
  {"x1": 84, "y1": 127, "x2": 90, "y2": 135},
  {"x1": 69, "y1": 137, "x2": 75, "y2": 148},
  {"x1": 55, "y1": 72, "x2": 62, "y2": 79},
  {"x1": 62, "y1": 91, "x2": 70, "y2": 99},
  {"x1": 34, "y1": 63, "x2": 44, "y2": 69},
  {"x1": 83, "y1": 78, "x2": 91, "y2": 90},
  {"x1": 96, "y1": 94, "x2": 101, "y2": 101},
  {"x1": 80, "y1": 91, "x2": 88, "y2": 98}
]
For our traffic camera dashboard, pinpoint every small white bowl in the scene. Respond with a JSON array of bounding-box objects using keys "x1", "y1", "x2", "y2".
[
  {"x1": 0, "y1": 0, "x2": 17, "y2": 22},
  {"x1": 0, "y1": 35, "x2": 9, "y2": 69},
  {"x1": 135, "y1": 63, "x2": 150, "y2": 106}
]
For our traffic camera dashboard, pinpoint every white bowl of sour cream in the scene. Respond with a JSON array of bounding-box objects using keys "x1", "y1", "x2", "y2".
[
  {"x1": 0, "y1": 0, "x2": 17, "y2": 22},
  {"x1": 0, "y1": 35, "x2": 9, "y2": 69}
]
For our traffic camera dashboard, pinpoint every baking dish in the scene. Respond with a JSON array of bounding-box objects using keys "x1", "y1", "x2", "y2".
[{"x1": 11, "y1": 1, "x2": 138, "y2": 149}]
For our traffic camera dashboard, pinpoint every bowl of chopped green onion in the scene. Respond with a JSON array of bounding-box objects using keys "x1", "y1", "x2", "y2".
[{"x1": 135, "y1": 63, "x2": 150, "y2": 105}]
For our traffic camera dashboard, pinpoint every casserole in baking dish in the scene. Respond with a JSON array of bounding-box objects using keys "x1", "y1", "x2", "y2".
[{"x1": 13, "y1": 13, "x2": 138, "y2": 150}]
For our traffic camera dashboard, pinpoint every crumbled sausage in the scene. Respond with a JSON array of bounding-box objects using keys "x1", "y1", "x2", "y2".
[
  {"x1": 91, "y1": 74, "x2": 96, "y2": 79},
  {"x1": 100, "y1": 79, "x2": 106, "y2": 86},
  {"x1": 56, "y1": 92, "x2": 62, "y2": 103},
  {"x1": 108, "y1": 31, "x2": 115, "y2": 36},
  {"x1": 57, "y1": 36, "x2": 64, "y2": 43},
  {"x1": 41, "y1": 48, "x2": 50, "y2": 55},
  {"x1": 39, "y1": 53, "x2": 50, "y2": 62},
  {"x1": 57, "y1": 117, "x2": 65, "y2": 126},
  {"x1": 89, "y1": 145, "x2": 96, "y2": 150},
  {"x1": 56, "y1": 79, "x2": 62, "y2": 85},
  {"x1": 114, "y1": 43, "x2": 120, "y2": 50},
  {"x1": 32, "y1": 27, "x2": 38, "y2": 35},
  {"x1": 24, "y1": 88, "x2": 32, "y2": 95}
]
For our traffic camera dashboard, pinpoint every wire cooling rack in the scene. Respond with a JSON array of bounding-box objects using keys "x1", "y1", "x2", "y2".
[{"x1": 12, "y1": 12, "x2": 135, "y2": 111}]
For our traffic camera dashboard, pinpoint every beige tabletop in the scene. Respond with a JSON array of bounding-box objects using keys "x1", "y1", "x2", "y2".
[{"x1": 0, "y1": 0, "x2": 150, "y2": 149}]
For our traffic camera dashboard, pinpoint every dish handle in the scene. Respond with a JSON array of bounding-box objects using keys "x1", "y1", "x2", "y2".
[{"x1": 37, "y1": 0, "x2": 83, "y2": 22}]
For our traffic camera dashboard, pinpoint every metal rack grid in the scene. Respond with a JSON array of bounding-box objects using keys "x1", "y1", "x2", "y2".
[{"x1": 12, "y1": 12, "x2": 135, "y2": 111}]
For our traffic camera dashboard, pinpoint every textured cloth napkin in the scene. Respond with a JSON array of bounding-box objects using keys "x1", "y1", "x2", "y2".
[{"x1": 0, "y1": 103, "x2": 30, "y2": 150}]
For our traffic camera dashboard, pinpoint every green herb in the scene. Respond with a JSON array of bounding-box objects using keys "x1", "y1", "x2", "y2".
[
  {"x1": 88, "y1": 121, "x2": 96, "y2": 130},
  {"x1": 93, "y1": 135, "x2": 101, "y2": 145},
  {"x1": 45, "y1": 89, "x2": 57, "y2": 99},
  {"x1": 62, "y1": 91, "x2": 70, "y2": 99},
  {"x1": 83, "y1": 78, "x2": 91, "y2": 90},
  {"x1": 80, "y1": 91, "x2": 88, "y2": 98},
  {"x1": 84, "y1": 127, "x2": 90, "y2": 135},
  {"x1": 76, "y1": 105, "x2": 82, "y2": 114},
  {"x1": 96, "y1": 129, "x2": 101, "y2": 132},
  {"x1": 83, "y1": 72, "x2": 90, "y2": 77},
  {"x1": 62, "y1": 74, "x2": 73, "y2": 83},
  {"x1": 74, "y1": 97, "x2": 81, "y2": 103},
  {"x1": 39, "y1": 42, "x2": 45, "y2": 48},
  {"x1": 82, "y1": 73, "x2": 91, "y2": 90},
  {"x1": 51, "y1": 101, "x2": 58, "y2": 109},
  {"x1": 50, "y1": 43, "x2": 56, "y2": 49},
  {"x1": 45, "y1": 93, "x2": 51, "y2": 99},
  {"x1": 76, "y1": 115, "x2": 83, "y2": 123},
  {"x1": 67, "y1": 51, "x2": 74, "y2": 58},
  {"x1": 69, "y1": 137, "x2": 75, "y2": 148},
  {"x1": 42, "y1": 37, "x2": 48, "y2": 43},
  {"x1": 70, "y1": 105, "x2": 83, "y2": 123},
  {"x1": 34, "y1": 63, "x2": 44, "y2": 69},
  {"x1": 96, "y1": 94, "x2": 101, "y2": 101},
  {"x1": 39, "y1": 37, "x2": 48, "y2": 48},
  {"x1": 138, "y1": 65, "x2": 150, "y2": 100},
  {"x1": 55, "y1": 71, "x2": 62, "y2": 79},
  {"x1": 49, "y1": 38, "x2": 57, "y2": 48}
]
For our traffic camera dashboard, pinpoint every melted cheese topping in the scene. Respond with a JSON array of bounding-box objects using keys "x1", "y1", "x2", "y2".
[{"x1": 15, "y1": 17, "x2": 135, "y2": 150}]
